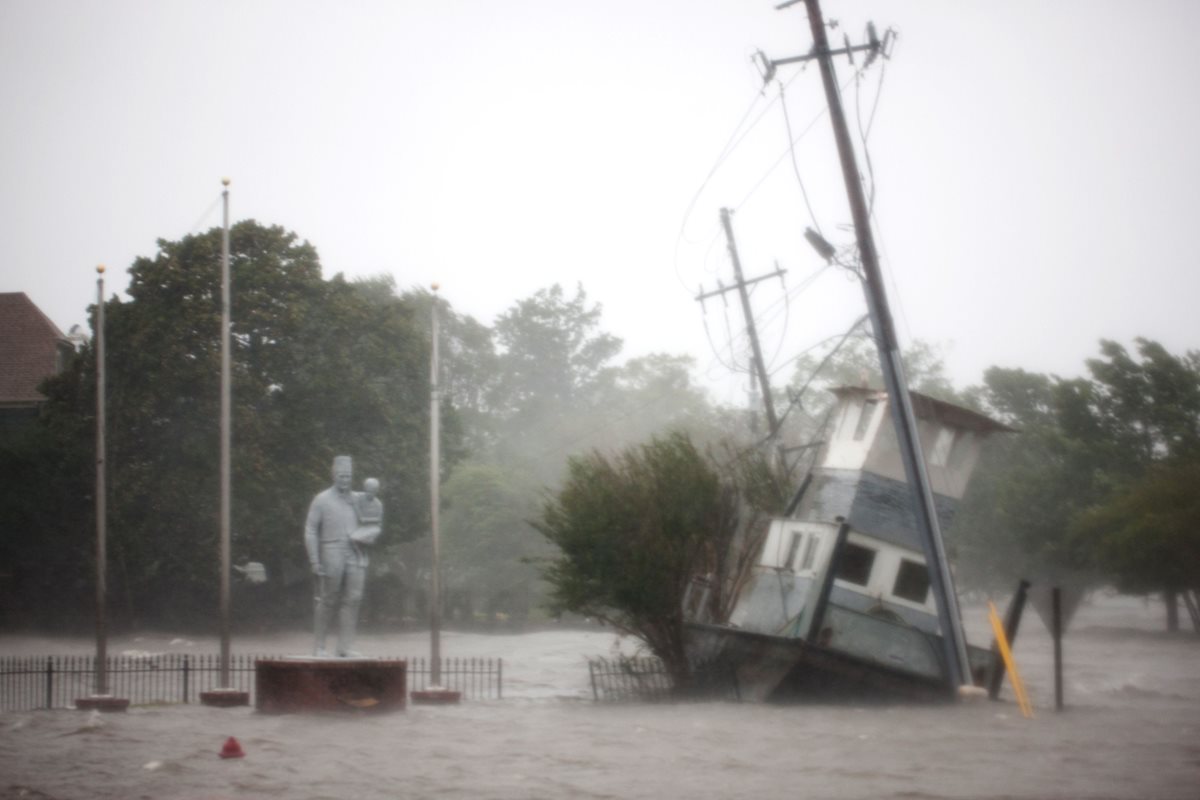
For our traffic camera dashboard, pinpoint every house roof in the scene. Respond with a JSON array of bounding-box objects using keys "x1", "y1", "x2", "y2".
[
  {"x1": 829, "y1": 385, "x2": 1016, "y2": 434},
  {"x1": 0, "y1": 292, "x2": 68, "y2": 405}
]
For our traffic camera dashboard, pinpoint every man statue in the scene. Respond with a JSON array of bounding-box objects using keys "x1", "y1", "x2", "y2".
[{"x1": 305, "y1": 455, "x2": 378, "y2": 657}]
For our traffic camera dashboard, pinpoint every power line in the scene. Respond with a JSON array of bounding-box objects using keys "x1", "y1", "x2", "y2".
[{"x1": 778, "y1": 79, "x2": 825, "y2": 238}]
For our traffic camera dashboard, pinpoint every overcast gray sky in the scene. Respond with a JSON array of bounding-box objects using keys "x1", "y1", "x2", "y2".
[{"x1": 3, "y1": 0, "x2": 1197, "y2": 405}]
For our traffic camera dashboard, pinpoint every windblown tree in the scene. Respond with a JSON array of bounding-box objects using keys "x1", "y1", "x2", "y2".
[
  {"x1": 533, "y1": 432, "x2": 785, "y2": 687},
  {"x1": 1065, "y1": 339, "x2": 1200, "y2": 628},
  {"x1": 1072, "y1": 458, "x2": 1200, "y2": 630},
  {"x1": 954, "y1": 339, "x2": 1200, "y2": 629}
]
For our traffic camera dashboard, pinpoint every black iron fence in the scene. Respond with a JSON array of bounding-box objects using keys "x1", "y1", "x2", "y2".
[
  {"x1": 0, "y1": 654, "x2": 502, "y2": 711},
  {"x1": 587, "y1": 656, "x2": 740, "y2": 703}
]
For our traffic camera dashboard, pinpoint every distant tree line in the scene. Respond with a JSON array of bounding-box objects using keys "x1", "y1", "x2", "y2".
[
  {"x1": 0, "y1": 222, "x2": 724, "y2": 631},
  {"x1": 2, "y1": 218, "x2": 1196, "y2": 637}
]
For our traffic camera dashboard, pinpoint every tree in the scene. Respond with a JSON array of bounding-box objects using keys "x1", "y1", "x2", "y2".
[
  {"x1": 488, "y1": 284, "x2": 623, "y2": 478},
  {"x1": 439, "y1": 461, "x2": 547, "y2": 623},
  {"x1": 14, "y1": 223, "x2": 437, "y2": 628},
  {"x1": 1065, "y1": 340, "x2": 1200, "y2": 627},
  {"x1": 953, "y1": 340, "x2": 1200, "y2": 629},
  {"x1": 1072, "y1": 458, "x2": 1200, "y2": 618},
  {"x1": 533, "y1": 432, "x2": 784, "y2": 688},
  {"x1": 950, "y1": 367, "x2": 1098, "y2": 591},
  {"x1": 0, "y1": 351, "x2": 94, "y2": 628}
]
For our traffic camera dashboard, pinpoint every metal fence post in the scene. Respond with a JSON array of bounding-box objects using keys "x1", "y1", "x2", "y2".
[
  {"x1": 182, "y1": 654, "x2": 190, "y2": 704},
  {"x1": 497, "y1": 658, "x2": 503, "y2": 700},
  {"x1": 45, "y1": 657, "x2": 53, "y2": 709}
]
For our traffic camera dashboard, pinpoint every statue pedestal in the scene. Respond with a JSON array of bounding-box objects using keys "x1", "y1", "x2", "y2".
[{"x1": 255, "y1": 658, "x2": 406, "y2": 713}]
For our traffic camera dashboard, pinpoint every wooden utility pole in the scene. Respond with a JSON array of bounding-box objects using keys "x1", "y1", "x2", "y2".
[
  {"x1": 697, "y1": 209, "x2": 787, "y2": 442},
  {"x1": 764, "y1": 0, "x2": 971, "y2": 689}
]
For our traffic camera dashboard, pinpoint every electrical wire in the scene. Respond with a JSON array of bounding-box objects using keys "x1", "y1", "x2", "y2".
[
  {"x1": 673, "y1": 68, "x2": 807, "y2": 293},
  {"x1": 186, "y1": 194, "x2": 223, "y2": 237},
  {"x1": 778, "y1": 79, "x2": 825, "y2": 238},
  {"x1": 733, "y1": 70, "x2": 858, "y2": 213}
]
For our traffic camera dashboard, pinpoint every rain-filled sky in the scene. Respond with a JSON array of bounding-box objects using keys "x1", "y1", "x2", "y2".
[{"x1": 3, "y1": 0, "x2": 1198, "y2": 405}]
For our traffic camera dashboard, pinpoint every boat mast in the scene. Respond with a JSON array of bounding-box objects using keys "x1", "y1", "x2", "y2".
[{"x1": 774, "y1": 0, "x2": 972, "y2": 689}]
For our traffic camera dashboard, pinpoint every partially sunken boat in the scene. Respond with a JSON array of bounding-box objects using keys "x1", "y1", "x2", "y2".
[{"x1": 686, "y1": 386, "x2": 1013, "y2": 701}]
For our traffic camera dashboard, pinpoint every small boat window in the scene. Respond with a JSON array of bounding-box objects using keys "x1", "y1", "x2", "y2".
[
  {"x1": 799, "y1": 533, "x2": 819, "y2": 572},
  {"x1": 852, "y1": 398, "x2": 879, "y2": 441},
  {"x1": 929, "y1": 427, "x2": 956, "y2": 467},
  {"x1": 784, "y1": 531, "x2": 803, "y2": 570},
  {"x1": 836, "y1": 542, "x2": 876, "y2": 586},
  {"x1": 893, "y1": 558, "x2": 931, "y2": 604}
]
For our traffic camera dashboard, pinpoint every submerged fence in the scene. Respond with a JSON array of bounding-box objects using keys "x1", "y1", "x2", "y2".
[
  {"x1": 587, "y1": 656, "x2": 740, "y2": 703},
  {"x1": 0, "y1": 654, "x2": 502, "y2": 711}
]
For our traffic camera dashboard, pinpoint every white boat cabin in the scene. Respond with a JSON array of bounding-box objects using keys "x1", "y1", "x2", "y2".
[{"x1": 719, "y1": 387, "x2": 1011, "y2": 679}]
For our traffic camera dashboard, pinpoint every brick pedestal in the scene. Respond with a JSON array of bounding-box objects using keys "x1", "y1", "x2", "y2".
[{"x1": 255, "y1": 658, "x2": 406, "y2": 713}]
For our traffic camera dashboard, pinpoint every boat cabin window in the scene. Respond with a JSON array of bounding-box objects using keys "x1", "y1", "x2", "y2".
[
  {"x1": 836, "y1": 542, "x2": 876, "y2": 586},
  {"x1": 784, "y1": 531, "x2": 803, "y2": 571},
  {"x1": 929, "y1": 427, "x2": 956, "y2": 467},
  {"x1": 852, "y1": 398, "x2": 879, "y2": 441},
  {"x1": 798, "y1": 533, "x2": 819, "y2": 572},
  {"x1": 893, "y1": 558, "x2": 931, "y2": 604}
]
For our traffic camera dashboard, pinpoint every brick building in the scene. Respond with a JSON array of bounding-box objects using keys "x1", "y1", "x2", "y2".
[{"x1": 0, "y1": 292, "x2": 76, "y2": 438}]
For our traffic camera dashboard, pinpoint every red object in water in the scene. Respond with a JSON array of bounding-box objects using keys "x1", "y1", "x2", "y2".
[{"x1": 219, "y1": 737, "x2": 245, "y2": 759}]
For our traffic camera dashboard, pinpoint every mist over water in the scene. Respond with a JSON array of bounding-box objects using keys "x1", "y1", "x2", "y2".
[{"x1": 2, "y1": 594, "x2": 1197, "y2": 799}]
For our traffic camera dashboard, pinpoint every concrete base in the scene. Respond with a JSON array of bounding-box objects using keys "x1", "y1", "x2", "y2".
[
  {"x1": 75, "y1": 695, "x2": 130, "y2": 712},
  {"x1": 256, "y1": 657, "x2": 406, "y2": 713},
  {"x1": 411, "y1": 688, "x2": 462, "y2": 705},
  {"x1": 200, "y1": 688, "x2": 251, "y2": 707}
]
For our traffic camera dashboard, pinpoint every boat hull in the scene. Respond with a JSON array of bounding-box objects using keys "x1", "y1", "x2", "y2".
[{"x1": 686, "y1": 621, "x2": 971, "y2": 703}]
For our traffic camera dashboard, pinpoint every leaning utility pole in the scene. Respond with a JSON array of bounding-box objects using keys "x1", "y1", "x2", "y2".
[
  {"x1": 764, "y1": 0, "x2": 972, "y2": 690},
  {"x1": 696, "y1": 208, "x2": 786, "y2": 442}
]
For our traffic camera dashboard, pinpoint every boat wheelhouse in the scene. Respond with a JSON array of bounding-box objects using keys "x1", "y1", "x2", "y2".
[{"x1": 687, "y1": 386, "x2": 1013, "y2": 701}]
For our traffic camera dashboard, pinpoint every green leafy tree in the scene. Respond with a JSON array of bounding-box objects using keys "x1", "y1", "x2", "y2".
[
  {"x1": 17, "y1": 223, "x2": 436, "y2": 628},
  {"x1": 533, "y1": 432, "x2": 784, "y2": 687},
  {"x1": 0, "y1": 352, "x2": 94, "y2": 628},
  {"x1": 1065, "y1": 340, "x2": 1200, "y2": 626},
  {"x1": 488, "y1": 284, "x2": 622, "y2": 478},
  {"x1": 439, "y1": 461, "x2": 547, "y2": 622},
  {"x1": 1072, "y1": 458, "x2": 1200, "y2": 608},
  {"x1": 951, "y1": 368, "x2": 1097, "y2": 591},
  {"x1": 955, "y1": 340, "x2": 1200, "y2": 628}
]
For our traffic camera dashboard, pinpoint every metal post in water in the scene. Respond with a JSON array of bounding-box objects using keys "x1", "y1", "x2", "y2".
[{"x1": 1052, "y1": 586, "x2": 1064, "y2": 711}]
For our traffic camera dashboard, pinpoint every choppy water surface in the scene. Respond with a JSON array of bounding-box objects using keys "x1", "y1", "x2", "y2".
[{"x1": 2, "y1": 594, "x2": 1198, "y2": 799}]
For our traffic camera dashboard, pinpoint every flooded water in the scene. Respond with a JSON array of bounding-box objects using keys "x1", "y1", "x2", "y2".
[{"x1": 2, "y1": 593, "x2": 1198, "y2": 799}]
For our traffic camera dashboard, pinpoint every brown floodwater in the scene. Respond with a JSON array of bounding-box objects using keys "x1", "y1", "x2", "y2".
[{"x1": 1, "y1": 593, "x2": 1197, "y2": 799}]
